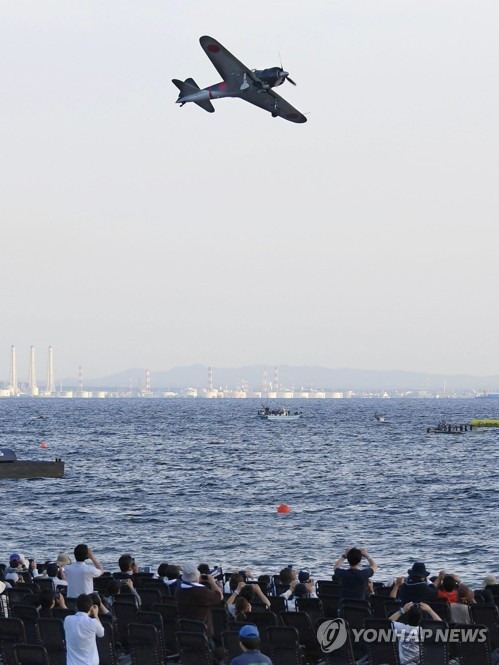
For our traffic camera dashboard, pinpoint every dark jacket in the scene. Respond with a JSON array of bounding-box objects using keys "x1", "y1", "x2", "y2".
[{"x1": 175, "y1": 585, "x2": 221, "y2": 636}]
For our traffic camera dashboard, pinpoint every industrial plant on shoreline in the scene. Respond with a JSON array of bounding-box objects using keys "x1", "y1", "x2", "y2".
[{"x1": 0, "y1": 346, "x2": 491, "y2": 400}]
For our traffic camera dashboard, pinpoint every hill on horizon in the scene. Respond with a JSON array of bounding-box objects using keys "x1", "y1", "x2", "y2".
[{"x1": 60, "y1": 364, "x2": 499, "y2": 392}]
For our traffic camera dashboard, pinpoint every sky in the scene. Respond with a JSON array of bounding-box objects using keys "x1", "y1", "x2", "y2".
[{"x1": 1, "y1": 0, "x2": 499, "y2": 381}]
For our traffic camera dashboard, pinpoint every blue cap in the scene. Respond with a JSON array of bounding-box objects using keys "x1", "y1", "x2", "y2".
[{"x1": 239, "y1": 624, "x2": 259, "y2": 639}]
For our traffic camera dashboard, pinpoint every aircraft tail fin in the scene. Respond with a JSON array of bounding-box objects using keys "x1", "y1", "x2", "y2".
[{"x1": 172, "y1": 78, "x2": 215, "y2": 113}]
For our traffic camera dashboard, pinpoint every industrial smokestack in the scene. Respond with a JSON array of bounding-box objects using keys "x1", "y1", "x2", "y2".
[
  {"x1": 46, "y1": 346, "x2": 55, "y2": 394},
  {"x1": 9, "y1": 345, "x2": 19, "y2": 396},
  {"x1": 29, "y1": 346, "x2": 38, "y2": 396}
]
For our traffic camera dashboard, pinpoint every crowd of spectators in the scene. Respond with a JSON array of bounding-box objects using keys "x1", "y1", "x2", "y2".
[{"x1": 0, "y1": 544, "x2": 498, "y2": 665}]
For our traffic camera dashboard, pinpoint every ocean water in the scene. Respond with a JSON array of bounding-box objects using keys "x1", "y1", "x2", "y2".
[{"x1": 0, "y1": 398, "x2": 497, "y2": 585}]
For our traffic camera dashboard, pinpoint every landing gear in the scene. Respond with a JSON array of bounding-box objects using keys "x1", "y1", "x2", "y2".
[{"x1": 240, "y1": 73, "x2": 249, "y2": 91}]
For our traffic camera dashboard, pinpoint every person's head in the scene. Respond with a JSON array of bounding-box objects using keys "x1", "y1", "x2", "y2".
[
  {"x1": 442, "y1": 575, "x2": 458, "y2": 592},
  {"x1": 165, "y1": 565, "x2": 181, "y2": 580},
  {"x1": 482, "y1": 574, "x2": 497, "y2": 589},
  {"x1": 198, "y1": 563, "x2": 210, "y2": 575},
  {"x1": 407, "y1": 562, "x2": 430, "y2": 581},
  {"x1": 234, "y1": 596, "x2": 251, "y2": 620},
  {"x1": 279, "y1": 568, "x2": 293, "y2": 585},
  {"x1": 76, "y1": 594, "x2": 94, "y2": 613},
  {"x1": 258, "y1": 574, "x2": 270, "y2": 585},
  {"x1": 46, "y1": 563, "x2": 59, "y2": 578},
  {"x1": 229, "y1": 573, "x2": 244, "y2": 591},
  {"x1": 239, "y1": 585, "x2": 256, "y2": 602},
  {"x1": 39, "y1": 589, "x2": 56, "y2": 610},
  {"x1": 298, "y1": 570, "x2": 311, "y2": 583},
  {"x1": 157, "y1": 563, "x2": 169, "y2": 578},
  {"x1": 118, "y1": 554, "x2": 134, "y2": 573},
  {"x1": 347, "y1": 548, "x2": 362, "y2": 567},
  {"x1": 405, "y1": 604, "x2": 423, "y2": 626},
  {"x1": 181, "y1": 563, "x2": 200, "y2": 584},
  {"x1": 9, "y1": 554, "x2": 21, "y2": 569},
  {"x1": 74, "y1": 544, "x2": 89, "y2": 562},
  {"x1": 460, "y1": 587, "x2": 475, "y2": 604},
  {"x1": 239, "y1": 624, "x2": 260, "y2": 651},
  {"x1": 293, "y1": 583, "x2": 308, "y2": 598}
]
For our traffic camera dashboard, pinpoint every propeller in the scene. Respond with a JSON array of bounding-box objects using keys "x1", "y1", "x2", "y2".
[{"x1": 279, "y1": 53, "x2": 297, "y2": 85}]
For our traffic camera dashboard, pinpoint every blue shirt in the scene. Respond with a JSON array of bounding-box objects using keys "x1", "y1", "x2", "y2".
[
  {"x1": 231, "y1": 651, "x2": 272, "y2": 665},
  {"x1": 335, "y1": 566, "x2": 374, "y2": 600}
]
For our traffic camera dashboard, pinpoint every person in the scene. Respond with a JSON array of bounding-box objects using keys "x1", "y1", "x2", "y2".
[
  {"x1": 175, "y1": 562, "x2": 223, "y2": 638},
  {"x1": 277, "y1": 566, "x2": 297, "y2": 593},
  {"x1": 41, "y1": 562, "x2": 68, "y2": 590},
  {"x1": 227, "y1": 582, "x2": 271, "y2": 616},
  {"x1": 64, "y1": 594, "x2": 105, "y2": 665},
  {"x1": 5, "y1": 553, "x2": 29, "y2": 578},
  {"x1": 234, "y1": 596, "x2": 252, "y2": 622},
  {"x1": 333, "y1": 547, "x2": 378, "y2": 601},
  {"x1": 281, "y1": 580, "x2": 317, "y2": 611},
  {"x1": 391, "y1": 562, "x2": 437, "y2": 604},
  {"x1": 388, "y1": 601, "x2": 442, "y2": 665},
  {"x1": 103, "y1": 578, "x2": 141, "y2": 610},
  {"x1": 225, "y1": 572, "x2": 244, "y2": 594},
  {"x1": 230, "y1": 625, "x2": 272, "y2": 665},
  {"x1": 38, "y1": 588, "x2": 68, "y2": 617},
  {"x1": 64, "y1": 544, "x2": 104, "y2": 601},
  {"x1": 113, "y1": 554, "x2": 138, "y2": 579},
  {"x1": 0, "y1": 580, "x2": 8, "y2": 617}
]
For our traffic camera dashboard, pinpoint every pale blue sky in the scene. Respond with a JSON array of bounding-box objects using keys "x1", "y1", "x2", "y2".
[{"x1": 1, "y1": 0, "x2": 498, "y2": 379}]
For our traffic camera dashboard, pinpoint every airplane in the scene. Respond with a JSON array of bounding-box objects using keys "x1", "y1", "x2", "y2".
[{"x1": 173, "y1": 36, "x2": 307, "y2": 124}]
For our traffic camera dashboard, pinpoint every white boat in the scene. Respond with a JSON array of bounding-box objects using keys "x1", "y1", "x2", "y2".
[{"x1": 258, "y1": 407, "x2": 302, "y2": 421}]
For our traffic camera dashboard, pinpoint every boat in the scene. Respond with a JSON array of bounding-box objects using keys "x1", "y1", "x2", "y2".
[
  {"x1": 426, "y1": 421, "x2": 472, "y2": 434},
  {"x1": 374, "y1": 413, "x2": 388, "y2": 423},
  {"x1": 0, "y1": 448, "x2": 64, "y2": 479},
  {"x1": 258, "y1": 407, "x2": 302, "y2": 421}
]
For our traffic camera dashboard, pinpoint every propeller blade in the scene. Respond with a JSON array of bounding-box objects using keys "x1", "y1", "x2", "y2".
[{"x1": 286, "y1": 76, "x2": 297, "y2": 86}]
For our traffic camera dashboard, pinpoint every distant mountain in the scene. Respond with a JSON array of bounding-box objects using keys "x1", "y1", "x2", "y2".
[{"x1": 73, "y1": 364, "x2": 499, "y2": 392}]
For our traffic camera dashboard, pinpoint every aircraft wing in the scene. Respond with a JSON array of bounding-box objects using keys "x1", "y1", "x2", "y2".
[
  {"x1": 199, "y1": 36, "x2": 257, "y2": 85},
  {"x1": 243, "y1": 87, "x2": 307, "y2": 123}
]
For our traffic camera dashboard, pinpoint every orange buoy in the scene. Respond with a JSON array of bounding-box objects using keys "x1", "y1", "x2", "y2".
[
  {"x1": 277, "y1": 504, "x2": 291, "y2": 513},
  {"x1": 40, "y1": 442, "x2": 48, "y2": 448}
]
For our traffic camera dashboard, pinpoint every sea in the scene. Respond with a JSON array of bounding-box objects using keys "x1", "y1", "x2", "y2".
[{"x1": 0, "y1": 398, "x2": 497, "y2": 586}]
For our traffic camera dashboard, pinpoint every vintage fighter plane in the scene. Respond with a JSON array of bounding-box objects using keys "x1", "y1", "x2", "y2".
[{"x1": 173, "y1": 36, "x2": 307, "y2": 123}]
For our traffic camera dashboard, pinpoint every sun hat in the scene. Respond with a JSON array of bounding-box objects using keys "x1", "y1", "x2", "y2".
[
  {"x1": 239, "y1": 624, "x2": 259, "y2": 639},
  {"x1": 56, "y1": 553, "x2": 71, "y2": 567},
  {"x1": 407, "y1": 562, "x2": 430, "y2": 578}
]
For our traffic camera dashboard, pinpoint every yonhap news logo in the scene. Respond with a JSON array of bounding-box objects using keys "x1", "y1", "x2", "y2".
[
  {"x1": 316, "y1": 619, "x2": 348, "y2": 652},
  {"x1": 316, "y1": 621, "x2": 488, "y2": 652}
]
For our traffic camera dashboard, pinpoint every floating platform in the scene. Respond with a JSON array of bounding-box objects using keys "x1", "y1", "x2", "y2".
[
  {"x1": 0, "y1": 448, "x2": 64, "y2": 479},
  {"x1": 470, "y1": 419, "x2": 499, "y2": 427}
]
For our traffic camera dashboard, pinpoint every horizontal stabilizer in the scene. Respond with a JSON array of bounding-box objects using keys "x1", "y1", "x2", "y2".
[{"x1": 172, "y1": 78, "x2": 215, "y2": 113}]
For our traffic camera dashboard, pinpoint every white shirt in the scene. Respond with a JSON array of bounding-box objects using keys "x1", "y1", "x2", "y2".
[
  {"x1": 65, "y1": 562, "x2": 102, "y2": 597},
  {"x1": 392, "y1": 621, "x2": 421, "y2": 665},
  {"x1": 64, "y1": 612, "x2": 104, "y2": 665}
]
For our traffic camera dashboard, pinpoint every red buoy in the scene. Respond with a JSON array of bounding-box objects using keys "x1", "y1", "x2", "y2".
[
  {"x1": 40, "y1": 442, "x2": 47, "y2": 448},
  {"x1": 277, "y1": 504, "x2": 291, "y2": 513}
]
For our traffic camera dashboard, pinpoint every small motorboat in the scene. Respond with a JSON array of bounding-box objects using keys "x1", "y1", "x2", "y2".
[
  {"x1": 374, "y1": 413, "x2": 388, "y2": 423},
  {"x1": 426, "y1": 421, "x2": 472, "y2": 434},
  {"x1": 258, "y1": 407, "x2": 302, "y2": 421}
]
